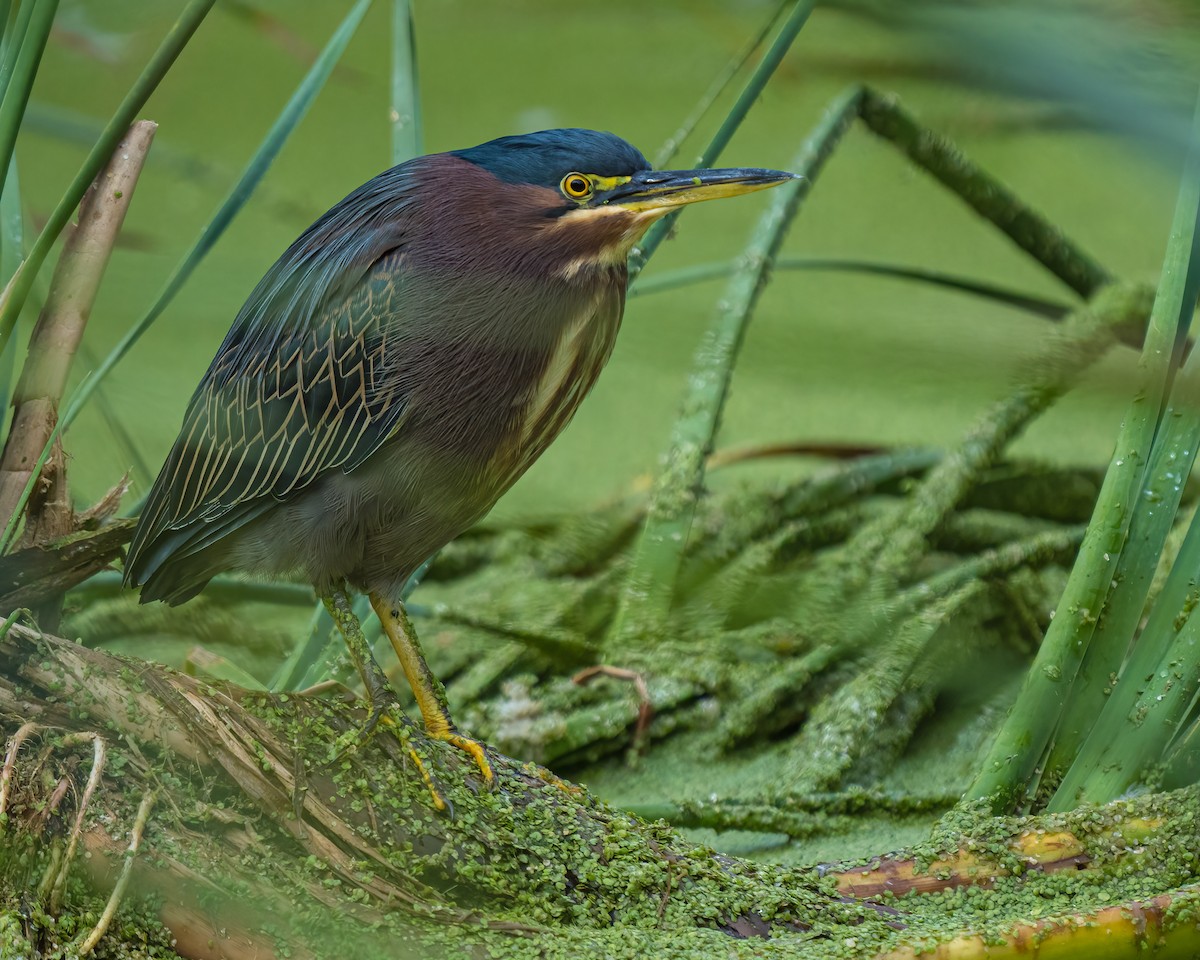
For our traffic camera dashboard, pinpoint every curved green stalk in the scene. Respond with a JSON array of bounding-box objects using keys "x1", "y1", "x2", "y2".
[
  {"x1": 966, "y1": 93, "x2": 1200, "y2": 813},
  {"x1": 848, "y1": 289, "x2": 1130, "y2": 598},
  {"x1": 0, "y1": 0, "x2": 216, "y2": 357},
  {"x1": 605, "y1": 87, "x2": 864, "y2": 653},
  {"x1": 784, "y1": 582, "x2": 984, "y2": 794},
  {"x1": 857, "y1": 88, "x2": 1112, "y2": 299},
  {"x1": 631, "y1": 256, "x2": 1071, "y2": 319},
  {"x1": 629, "y1": 0, "x2": 817, "y2": 280},
  {"x1": 891, "y1": 525, "x2": 1086, "y2": 626},
  {"x1": 0, "y1": 0, "x2": 57, "y2": 198}
]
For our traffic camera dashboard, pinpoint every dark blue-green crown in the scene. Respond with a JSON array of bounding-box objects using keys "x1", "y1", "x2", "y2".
[{"x1": 453, "y1": 128, "x2": 650, "y2": 188}]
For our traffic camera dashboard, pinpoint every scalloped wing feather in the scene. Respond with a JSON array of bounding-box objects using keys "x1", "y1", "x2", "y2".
[{"x1": 125, "y1": 165, "x2": 421, "y2": 590}]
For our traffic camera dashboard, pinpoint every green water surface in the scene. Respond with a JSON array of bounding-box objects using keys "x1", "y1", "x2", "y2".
[{"x1": 20, "y1": 1, "x2": 1178, "y2": 520}]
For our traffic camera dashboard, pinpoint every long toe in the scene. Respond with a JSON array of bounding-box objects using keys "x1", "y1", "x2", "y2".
[
  {"x1": 326, "y1": 689, "x2": 401, "y2": 764},
  {"x1": 437, "y1": 731, "x2": 495, "y2": 786},
  {"x1": 362, "y1": 690, "x2": 402, "y2": 741},
  {"x1": 328, "y1": 694, "x2": 456, "y2": 815}
]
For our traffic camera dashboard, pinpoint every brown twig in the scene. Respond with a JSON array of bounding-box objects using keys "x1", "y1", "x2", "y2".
[
  {"x1": 77, "y1": 788, "x2": 155, "y2": 956},
  {"x1": 573, "y1": 664, "x2": 655, "y2": 744},
  {"x1": 0, "y1": 720, "x2": 39, "y2": 822},
  {"x1": 50, "y1": 732, "x2": 107, "y2": 912},
  {"x1": 0, "y1": 516, "x2": 134, "y2": 611}
]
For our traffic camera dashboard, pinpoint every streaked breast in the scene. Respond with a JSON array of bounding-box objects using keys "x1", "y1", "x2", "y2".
[{"x1": 513, "y1": 278, "x2": 623, "y2": 473}]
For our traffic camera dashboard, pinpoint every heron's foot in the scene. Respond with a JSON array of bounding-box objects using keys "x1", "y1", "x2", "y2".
[
  {"x1": 327, "y1": 691, "x2": 453, "y2": 815},
  {"x1": 429, "y1": 727, "x2": 495, "y2": 787},
  {"x1": 326, "y1": 686, "x2": 401, "y2": 759},
  {"x1": 369, "y1": 592, "x2": 496, "y2": 790},
  {"x1": 319, "y1": 586, "x2": 454, "y2": 813}
]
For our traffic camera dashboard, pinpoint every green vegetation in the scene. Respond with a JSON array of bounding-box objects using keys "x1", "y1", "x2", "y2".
[{"x1": 3, "y1": 1, "x2": 1200, "y2": 958}]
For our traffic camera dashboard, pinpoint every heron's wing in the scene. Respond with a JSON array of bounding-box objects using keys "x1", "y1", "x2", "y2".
[{"x1": 126, "y1": 165, "x2": 419, "y2": 586}]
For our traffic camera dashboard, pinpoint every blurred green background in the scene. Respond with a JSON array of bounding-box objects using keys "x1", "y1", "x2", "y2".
[{"x1": 20, "y1": 0, "x2": 1184, "y2": 522}]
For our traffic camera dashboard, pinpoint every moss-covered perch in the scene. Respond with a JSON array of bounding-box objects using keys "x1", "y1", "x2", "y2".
[
  {"x1": 0, "y1": 622, "x2": 889, "y2": 958},
  {"x1": 3, "y1": 624, "x2": 1200, "y2": 959}
]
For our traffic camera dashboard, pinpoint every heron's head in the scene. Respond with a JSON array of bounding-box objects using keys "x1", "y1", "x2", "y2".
[{"x1": 449, "y1": 128, "x2": 796, "y2": 275}]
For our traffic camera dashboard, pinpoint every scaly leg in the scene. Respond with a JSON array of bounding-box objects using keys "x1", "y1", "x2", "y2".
[
  {"x1": 369, "y1": 592, "x2": 494, "y2": 785},
  {"x1": 321, "y1": 584, "x2": 449, "y2": 812}
]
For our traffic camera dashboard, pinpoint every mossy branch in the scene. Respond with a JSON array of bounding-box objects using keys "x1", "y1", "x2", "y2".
[
  {"x1": 857, "y1": 89, "x2": 1112, "y2": 301},
  {"x1": 6, "y1": 626, "x2": 1200, "y2": 960},
  {"x1": 0, "y1": 624, "x2": 883, "y2": 957}
]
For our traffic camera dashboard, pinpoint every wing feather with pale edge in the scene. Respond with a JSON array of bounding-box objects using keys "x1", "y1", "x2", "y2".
[{"x1": 125, "y1": 165, "x2": 420, "y2": 586}]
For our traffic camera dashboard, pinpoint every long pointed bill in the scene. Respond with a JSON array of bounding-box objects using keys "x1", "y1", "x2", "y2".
[{"x1": 597, "y1": 167, "x2": 798, "y2": 213}]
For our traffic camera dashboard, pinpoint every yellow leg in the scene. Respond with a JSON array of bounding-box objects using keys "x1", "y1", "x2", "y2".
[
  {"x1": 369, "y1": 592, "x2": 494, "y2": 785},
  {"x1": 321, "y1": 585, "x2": 450, "y2": 812}
]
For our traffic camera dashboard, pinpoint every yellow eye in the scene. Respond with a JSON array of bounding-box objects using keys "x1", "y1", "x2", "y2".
[{"x1": 561, "y1": 173, "x2": 593, "y2": 200}]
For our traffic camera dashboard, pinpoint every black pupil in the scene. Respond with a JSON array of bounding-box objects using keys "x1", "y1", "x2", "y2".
[{"x1": 570, "y1": 178, "x2": 587, "y2": 194}]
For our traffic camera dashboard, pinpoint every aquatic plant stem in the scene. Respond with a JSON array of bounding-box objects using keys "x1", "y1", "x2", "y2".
[
  {"x1": 846, "y1": 284, "x2": 1143, "y2": 600},
  {"x1": 966, "y1": 96, "x2": 1200, "y2": 813},
  {"x1": 0, "y1": 0, "x2": 58, "y2": 198},
  {"x1": 390, "y1": 0, "x2": 420, "y2": 164},
  {"x1": 857, "y1": 88, "x2": 1112, "y2": 300},
  {"x1": 0, "y1": 0, "x2": 215, "y2": 357},
  {"x1": 0, "y1": 121, "x2": 156, "y2": 548},
  {"x1": 0, "y1": 154, "x2": 21, "y2": 415},
  {"x1": 604, "y1": 86, "x2": 863, "y2": 655},
  {"x1": 783, "y1": 583, "x2": 983, "y2": 794},
  {"x1": 1043, "y1": 357, "x2": 1200, "y2": 802},
  {"x1": 633, "y1": 256, "x2": 1072, "y2": 321},
  {"x1": 0, "y1": 0, "x2": 29, "y2": 104}
]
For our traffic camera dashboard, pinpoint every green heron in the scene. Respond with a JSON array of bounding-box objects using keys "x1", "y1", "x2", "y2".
[{"x1": 124, "y1": 128, "x2": 793, "y2": 802}]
